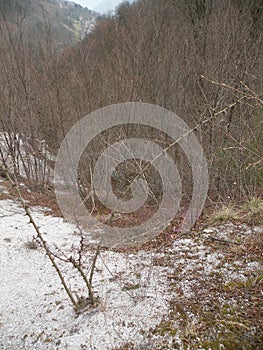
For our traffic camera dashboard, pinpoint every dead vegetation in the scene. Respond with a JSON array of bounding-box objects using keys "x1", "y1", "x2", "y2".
[{"x1": 149, "y1": 200, "x2": 263, "y2": 350}]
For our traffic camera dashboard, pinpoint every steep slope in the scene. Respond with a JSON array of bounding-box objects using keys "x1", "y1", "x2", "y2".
[
  {"x1": 57, "y1": 1, "x2": 98, "y2": 39},
  {"x1": 0, "y1": 0, "x2": 98, "y2": 45}
]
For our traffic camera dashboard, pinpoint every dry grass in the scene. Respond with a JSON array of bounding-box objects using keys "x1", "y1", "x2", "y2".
[
  {"x1": 207, "y1": 197, "x2": 263, "y2": 226},
  {"x1": 151, "y1": 198, "x2": 263, "y2": 349},
  {"x1": 153, "y1": 245, "x2": 263, "y2": 349},
  {"x1": 0, "y1": 178, "x2": 61, "y2": 216}
]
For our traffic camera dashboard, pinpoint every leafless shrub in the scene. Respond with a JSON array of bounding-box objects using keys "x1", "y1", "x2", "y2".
[{"x1": 3, "y1": 166, "x2": 100, "y2": 311}]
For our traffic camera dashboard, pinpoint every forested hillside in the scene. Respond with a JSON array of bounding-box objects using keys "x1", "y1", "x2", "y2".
[
  {"x1": 1, "y1": 0, "x2": 262, "y2": 199},
  {"x1": 0, "y1": 0, "x2": 98, "y2": 44}
]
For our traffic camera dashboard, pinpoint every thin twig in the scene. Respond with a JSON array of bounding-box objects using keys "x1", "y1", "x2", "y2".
[
  {"x1": 3, "y1": 167, "x2": 78, "y2": 308},
  {"x1": 89, "y1": 245, "x2": 100, "y2": 287},
  {"x1": 201, "y1": 75, "x2": 263, "y2": 105},
  {"x1": 207, "y1": 236, "x2": 241, "y2": 245}
]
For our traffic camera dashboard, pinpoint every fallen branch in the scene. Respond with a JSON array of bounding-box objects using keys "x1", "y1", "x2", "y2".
[{"x1": 207, "y1": 236, "x2": 241, "y2": 245}]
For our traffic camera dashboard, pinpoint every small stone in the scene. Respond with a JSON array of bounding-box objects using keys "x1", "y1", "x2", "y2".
[{"x1": 203, "y1": 228, "x2": 214, "y2": 234}]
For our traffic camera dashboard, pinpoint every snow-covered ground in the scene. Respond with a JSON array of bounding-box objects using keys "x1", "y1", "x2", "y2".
[
  {"x1": 0, "y1": 199, "x2": 172, "y2": 349},
  {"x1": 0, "y1": 180, "x2": 262, "y2": 349}
]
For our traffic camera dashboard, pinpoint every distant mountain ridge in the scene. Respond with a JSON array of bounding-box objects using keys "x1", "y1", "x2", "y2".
[{"x1": 0, "y1": 0, "x2": 99, "y2": 46}]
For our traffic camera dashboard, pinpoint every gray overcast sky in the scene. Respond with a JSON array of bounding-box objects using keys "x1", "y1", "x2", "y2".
[{"x1": 71, "y1": 0, "x2": 125, "y2": 11}]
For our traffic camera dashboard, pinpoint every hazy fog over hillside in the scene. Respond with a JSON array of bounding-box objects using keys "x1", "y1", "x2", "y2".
[{"x1": 72, "y1": 0, "x2": 133, "y2": 13}]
